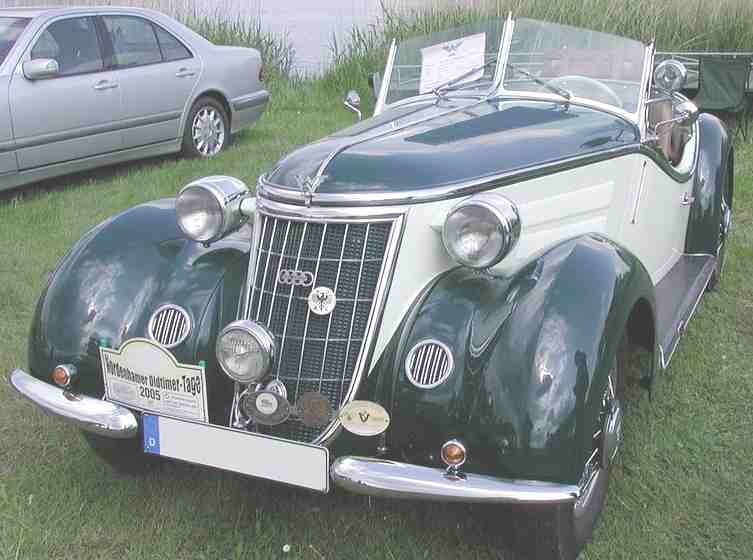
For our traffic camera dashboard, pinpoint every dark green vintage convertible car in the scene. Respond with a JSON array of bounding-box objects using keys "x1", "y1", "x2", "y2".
[{"x1": 9, "y1": 16, "x2": 733, "y2": 559}]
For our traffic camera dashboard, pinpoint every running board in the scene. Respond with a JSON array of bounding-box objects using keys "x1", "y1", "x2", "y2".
[{"x1": 655, "y1": 254, "x2": 715, "y2": 369}]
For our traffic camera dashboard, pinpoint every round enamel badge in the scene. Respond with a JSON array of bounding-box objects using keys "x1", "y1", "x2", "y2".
[{"x1": 308, "y1": 286, "x2": 336, "y2": 315}]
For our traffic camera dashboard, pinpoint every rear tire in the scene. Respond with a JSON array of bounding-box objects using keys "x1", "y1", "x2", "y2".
[
  {"x1": 511, "y1": 350, "x2": 625, "y2": 559},
  {"x1": 707, "y1": 190, "x2": 731, "y2": 291},
  {"x1": 82, "y1": 431, "x2": 158, "y2": 475},
  {"x1": 182, "y1": 96, "x2": 229, "y2": 158}
]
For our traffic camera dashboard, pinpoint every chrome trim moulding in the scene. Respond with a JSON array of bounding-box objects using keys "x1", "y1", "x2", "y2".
[
  {"x1": 240, "y1": 197, "x2": 406, "y2": 446},
  {"x1": 7, "y1": 368, "x2": 139, "y2": 438},
  {"x1": 331, "y1": 456, "x2": 580, "y2": 504},
  {"x1": 258, "y1": 143, "x2": 640, "y2": 207}
]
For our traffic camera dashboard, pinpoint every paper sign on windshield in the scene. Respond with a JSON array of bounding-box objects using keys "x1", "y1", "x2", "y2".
[{"x1": 419, "y1": 33, "x2": 486, "y2": 94}]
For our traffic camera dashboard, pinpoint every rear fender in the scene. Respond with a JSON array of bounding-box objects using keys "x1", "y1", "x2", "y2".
[{"x1": 685, "y1": 113, "x2": 732, "y2": 254}]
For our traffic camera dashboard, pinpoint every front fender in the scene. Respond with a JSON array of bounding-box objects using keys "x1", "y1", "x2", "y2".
[
  {"x1": 28, "y1": 199, "x2": 249, "y2": 423},
  {"x1": 386, "y1": 235, "x2": 655, "y2": 484}
]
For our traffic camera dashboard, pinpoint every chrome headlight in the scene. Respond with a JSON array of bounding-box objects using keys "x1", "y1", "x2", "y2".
[
  {"x1": 442, "y1": 193, "x2": 521, "y2": 269},
  {"x1": 216, "y1": 320, "x2": 276, "y2": 384},
  {"x1": 176, "y1": 176, "x2": 249, "y2": 243}
]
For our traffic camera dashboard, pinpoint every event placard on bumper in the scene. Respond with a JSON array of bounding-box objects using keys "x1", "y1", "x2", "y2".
[{"x1": 100, "y1": 338, "x2": 208, "y2": 423}]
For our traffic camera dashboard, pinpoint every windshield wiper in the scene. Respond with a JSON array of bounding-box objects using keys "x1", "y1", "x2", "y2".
[
  {"x1": 431, "y1": 57, "x2": 498, "y2": 98},
  {"x1": 506, "y1": 63, "x2": 572, "y2": 101}
]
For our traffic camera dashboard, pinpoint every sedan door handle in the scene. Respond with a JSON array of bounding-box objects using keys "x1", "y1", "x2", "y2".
[
  {"x1": 681, "y1": 192, "x2": 696, "y2": 205},
  {"x1": 93, "y1": 80, "x2": 118, "y2": 91},
  {"x1": 175, "y1": 68, "x2": 197, "y2": 78}
]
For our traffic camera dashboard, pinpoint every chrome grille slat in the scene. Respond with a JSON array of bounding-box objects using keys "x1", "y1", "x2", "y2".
[
  {"x1": 315, "y1": 223, "x2": 349, "y2": 397},
  {"x1": 267, "y1": 221, "x2": 291, "y2": 326},
  {"x1": 296, "y1": 223, "x2": 328, "y2": 384},
  {"x1": 339, "y1": 223, "x2": 369, "y2": 403},
  {"x1": 242, "y1": 213, "x2": 398, "y2": 443},
  {"x1": 255, "y1": 217, "x2": 278, "y2": 320},
  {"x1": 277, "y1": 222, "x2": 307, "y2": 378}
]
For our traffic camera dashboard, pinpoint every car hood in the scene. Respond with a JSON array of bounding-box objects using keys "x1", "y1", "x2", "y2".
[{"x1": 265, "y1": 97, "x2": 640, "y2": 195}]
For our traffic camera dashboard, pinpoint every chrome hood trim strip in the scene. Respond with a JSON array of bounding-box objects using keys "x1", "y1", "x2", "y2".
[{"x1": 258, "y1": 143, "x2": 640, "y2": 207}]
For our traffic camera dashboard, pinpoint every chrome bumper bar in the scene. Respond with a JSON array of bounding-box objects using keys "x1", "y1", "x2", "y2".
[
  {"x1": 8, "y1": 369, "x2": 138, "y2": 439},
  {"x1": 331, "y1": 456, "x2": 580, "y2": 504}
]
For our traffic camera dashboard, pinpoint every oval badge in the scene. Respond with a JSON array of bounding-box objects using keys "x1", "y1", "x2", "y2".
[{"x1": 339, "y1": 400, "x2": 390, "y2": 437}]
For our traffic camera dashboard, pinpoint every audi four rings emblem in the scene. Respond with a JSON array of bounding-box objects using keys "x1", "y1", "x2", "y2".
[{"x1": 277, "y1": 269, "x2": 314, "y2": 287}]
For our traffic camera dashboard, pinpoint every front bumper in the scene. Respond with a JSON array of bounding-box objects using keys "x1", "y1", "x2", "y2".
[
  {"x1": 331, "y1": 456, "x2": 580, "y2": 504},
  {"x1": 8, "y1": 369, "x2": 138, "y2": 438},
  {"x1": 9, "y1": 369, "x2": 579, "y2": 504}
]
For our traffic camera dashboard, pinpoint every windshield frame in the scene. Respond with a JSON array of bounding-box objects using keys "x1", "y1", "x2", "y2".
[{"x1": 375, "y1": 16, "x2": 653, "y2": 129}]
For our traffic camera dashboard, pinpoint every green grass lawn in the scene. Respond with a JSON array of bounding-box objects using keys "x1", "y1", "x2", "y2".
[{"x1": 1, "y1": 84, "x2": 752, "y2": 559}]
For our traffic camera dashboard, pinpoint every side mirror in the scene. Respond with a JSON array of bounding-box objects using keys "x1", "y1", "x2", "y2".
[
  {"x1": 23, "y1": 58, "x2": 59, "y2": 80},
  {"x1": 343, "y1": 89, "x2": 362, "y2": 121},
  {"x1": 368, "y1": 72, "x2": 382, "y2": 99},
  {"x1": 653, "y1": 60, "x2": 687, "y2": 93},
  {"x1": 676, "y1": 100, "x2": 699, "y2": 128}
]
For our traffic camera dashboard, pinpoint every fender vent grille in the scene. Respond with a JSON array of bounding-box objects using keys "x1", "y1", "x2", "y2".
[
  {"x1": 405, "y1": 340, "x2": 454, "y2": 389},
  {"x1": 148, "y1": 305, "x2": 191, "y2": 348}
]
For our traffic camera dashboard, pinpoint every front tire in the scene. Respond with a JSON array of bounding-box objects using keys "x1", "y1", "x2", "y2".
[
  {"x1": 512, "y1": 355, "x2": 624, "y2": 559},
  {"x1": 82, "y1": 431, "x2": 158, "y2": 475},
  {"x1": 182, "y1": 96, "x2": 229, "y2": 158}
]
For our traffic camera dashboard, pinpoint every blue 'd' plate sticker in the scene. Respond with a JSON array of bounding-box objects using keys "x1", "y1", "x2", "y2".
[{"x1": 142, "y1": 414, "x2": 160, "y2": 455}]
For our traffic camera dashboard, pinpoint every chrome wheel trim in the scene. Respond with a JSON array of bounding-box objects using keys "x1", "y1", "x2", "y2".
[
  {"x1": 717, "y1": 201, "x2": 731, "y2": 277},
  {"x1": 192, "y1": 106, "x2": 226, "y2": 157},
  {"x1": 574, "y1": 366, "x2": 621, "y2": 518}
]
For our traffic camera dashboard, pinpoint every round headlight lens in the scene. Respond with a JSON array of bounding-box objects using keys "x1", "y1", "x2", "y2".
[
  {"x1": 176, "y1": 185, "x2": 224, "y2": 243},
  {"x1": 216, "y1": 320, "x2": 275, "y2": 384},
  {"x1": 442, "y1": 193, "x2": 520, "y2": 269}
]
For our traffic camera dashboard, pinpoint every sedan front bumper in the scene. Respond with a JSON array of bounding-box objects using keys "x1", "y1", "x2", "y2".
[
  {"x1": 331, "y1": 456, "x2": 580, "y2": 504},
  {"x1": 8, "y1": 369, "x2": 138, "y2": 438}
]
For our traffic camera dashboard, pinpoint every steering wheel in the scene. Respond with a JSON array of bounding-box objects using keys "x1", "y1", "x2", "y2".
[{"x1": 546, "y1": 75, "x2": 623, "y2": 108}]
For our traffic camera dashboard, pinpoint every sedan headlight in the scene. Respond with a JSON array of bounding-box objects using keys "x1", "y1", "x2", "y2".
[
  {"x1": 216, "y1": 320, "x2": 276, "y2": 384},
  {"x1": 176, "y1": 176, "x2": 249, "y2": 243},
  {"x1": 442, "y1": 193, "x2": 521, "y2": 269}
]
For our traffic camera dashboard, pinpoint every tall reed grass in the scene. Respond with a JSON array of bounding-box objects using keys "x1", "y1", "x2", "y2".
[{"x1": 326, "y1": 0, "x2": 753, "y2": 94}]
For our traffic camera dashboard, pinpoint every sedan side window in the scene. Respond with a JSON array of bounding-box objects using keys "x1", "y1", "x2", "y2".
[
  {"x1": 103, "y1": 16, "x2": 162, "y2": 68},
  {"x1": 154, "y1": 25, "x2": 191, "y2": 62},
  {"x1": 30, "y1": 17, "x2": 103, "y2": 76}
]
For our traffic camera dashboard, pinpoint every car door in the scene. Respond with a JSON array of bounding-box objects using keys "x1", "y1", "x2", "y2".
[
  {"x1": 619, "y1": 96, "x2": 694, "y2": 283},
  {"x1": 9, "y1": 15, "x2": 122, "y2": 170},
  {"x1": 99, "y1": 15, "x2": 200, "y2": 149}
]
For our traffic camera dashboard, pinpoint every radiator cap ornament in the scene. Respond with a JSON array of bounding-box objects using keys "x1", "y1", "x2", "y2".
[
  {"x1": 308, "y1": 286, "x2": 336, "y2": 316},
  {"x1": 339, "y1": 400, "x2": 390, "y2": 436}
]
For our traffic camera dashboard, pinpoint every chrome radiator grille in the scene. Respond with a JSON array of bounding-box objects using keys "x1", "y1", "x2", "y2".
[{"x1": 244, "y1": 212, "x2": 398, "y2": 442}]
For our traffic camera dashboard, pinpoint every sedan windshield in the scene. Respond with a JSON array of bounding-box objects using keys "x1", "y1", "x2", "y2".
[
  {"x1": 0, "y1": 18, "x2": 29, "y2": 67},
  {"x1": 503, "y1": 19, "x2": 647, "y2": 113}
]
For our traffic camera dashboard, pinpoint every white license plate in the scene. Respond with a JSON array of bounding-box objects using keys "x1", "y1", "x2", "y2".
[
  {"x1": 100, "y1": 338, "x2": 208, "y2": 423},
  {"x1": 142, "y1": 414, "x2": 330, "y2": 492}
]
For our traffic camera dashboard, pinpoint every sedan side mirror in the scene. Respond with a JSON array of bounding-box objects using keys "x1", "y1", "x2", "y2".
[
  {"x1": 343, "y1": 89, "x2": 362, "y2": 121},
  {"x1": 23, "y1": 58, "x2": 60, "y2": 81}
]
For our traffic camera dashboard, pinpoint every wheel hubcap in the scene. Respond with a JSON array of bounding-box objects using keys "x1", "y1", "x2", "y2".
[
  {"x1": 575, "y1": 369, "x2": 621, "y2": 515},
  {"x1": 192, "y1": 107, "x2": 225, "y2": 156}
]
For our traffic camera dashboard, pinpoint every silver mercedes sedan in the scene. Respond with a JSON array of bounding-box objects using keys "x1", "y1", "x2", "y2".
[{"x1": 0, "y1": 7, "x2": 269, "y2": 191}]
